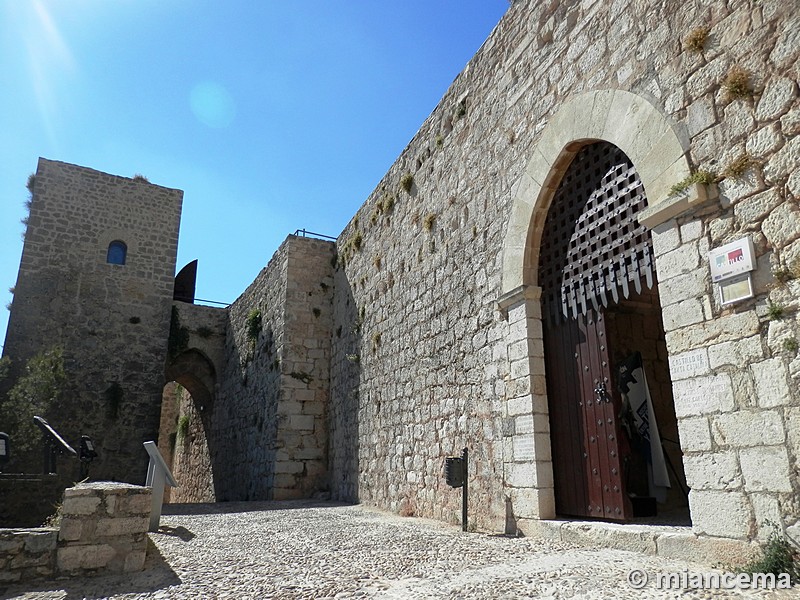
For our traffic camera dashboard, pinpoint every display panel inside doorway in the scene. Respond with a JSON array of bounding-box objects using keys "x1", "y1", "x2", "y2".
[{"x1": 539, "y1": 142, "x2": 654, "y2": 322}]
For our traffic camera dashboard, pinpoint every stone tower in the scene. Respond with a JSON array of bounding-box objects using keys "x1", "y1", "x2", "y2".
[{"x1": 3, "y1": 158, "x2": 183, "y2": 483}]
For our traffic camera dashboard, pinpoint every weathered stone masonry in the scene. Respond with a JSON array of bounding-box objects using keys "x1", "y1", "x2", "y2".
[
  {"x1": 328, "y1": 0, "x2": 799, "y2": 543},
  {"x1": 3, "y1": 158, "x2": 182, "y2": 482},
  {"x1": 211, "y1": 236, "x2": 334, "y2": 501},
  {"x1": 3, "y1": 0, "x2": 799, "y2": 561}
]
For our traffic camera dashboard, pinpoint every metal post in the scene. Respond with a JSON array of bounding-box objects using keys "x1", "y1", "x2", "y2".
[
  {"x1": 143, "y1": 441, "x2": 178, "y2": 532},
  {"x1": 462, "y1": 447, "x2": 468, "y2": 532}
]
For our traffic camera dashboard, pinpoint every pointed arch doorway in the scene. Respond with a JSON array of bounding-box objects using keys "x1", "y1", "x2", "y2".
[{"x1": 538, "y1": 141, "x2": 687, "y2": 522}]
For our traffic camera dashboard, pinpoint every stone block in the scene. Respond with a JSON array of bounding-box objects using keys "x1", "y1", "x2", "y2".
[
  {"x1": 766, "y1": 318, "x2": 796, "y2": 357},
  {"x1": 677, "y1": 416, "x2": 712, "y2": 452},
  {"x1": 124, "y1": 549, "x2": 147, "y2": 572},
  {"x1": 293, "y1": 447, "x2": 324, "y2": 460},
  {"x1": 0, "y1": 569, "x2": 22, "y2": 583},
  {"x1": 650, "y1": 220, "x2": 680, "y2": 255},
  {"x1": 755, "y1": 77, "x2": 796, "y2": 121},
  {"x1": 679, "y1": 220, "x2": 703, "y2": 242},
  {"x1": 288, "y1": 414, "x2": 315, "y2": 431},
  {"x1": 95, "y1": 516, "x2": 150, "y2": 538},
  {"x1": 711, "y1": 410, "x2": 785, "y2": 447},
  {"x1": 707, "y1": 335, "x2": 764, "y2": 370},
  {"x1": 560, "y1": 521, "x2": 658, "y2": 555},
  {"x1": 122, "y1": 492, "x2": 153, "y2": 516},
  {"x1": 658, "y1": 270, "x2": 706, "y2": 312},
  {"x1": 733, "y1": 188, "x2": 782, "y2": 225},
  {"x1": 505, "y1": 462, "x2": 535, "y2": 488},
  {"x1": 763, "y1": 137, "x2": 800, "y2": 187},
  {"x1": 746, "y1": 124, "x2": 784, "y2": 159},
  {"x1": 685, "y1": 95, "x2": 717, "y2": 137},
  {"x1": 517, "y1": 518, "x2": 562, "y2": 540},
  {"x1": 57, "y1": 543, "x2": 116, "y2": 572},
  {"x1": 273, "y1": 474, "x2": 298, "y2": 489},
  {"x1": 786, "y1": 406, "x2": 800, "y2": 460},
  {"x1": 672, "y1": 373, "x2": 734, "y2": 418},
  {"x1": 0, "y1": 536, "x2": 24, "y2": 554},
  {"x1": 515, "y1": 414, "x2": 534, "y2": 435},
  {"x1": 750, "y1": 494, "x2": 783, "y2": 541},
  {"x1": 61, "y1": 495, "x2": 102, "y2": 516},
  {"x1": 762, "y1": 199, "x2": 800, "y2": 248},
  {"x1": 508, "y1": 487, "x2": 555, "y2": 521},
  {"x1": 274, "y1": 461, "x2": 304, "y2": 474},
  {"x1": 654, "y1": 242, "x2": 701, "y2": 281},
  {"x1": 668, "y1": 348, "x2": 710, "y2": 381},
  {"x1": 656, "y1": 532, "x2": 758, "y2": 566},
  {"x1": 689, "y1": 490, "x2": 752, "y2": 539},
  {"x1": 661, "y1": 297, "x2": 705, "y2": 330},
  {"x1": 751, "y1": 358, "x2": 792, "y2": 408},
  {"x1": 739, "y1": 446, "x2": 793, "y2": 492},
  {"x1": 58, "y1": 518, "x2": 83, "y2": 542},
  {"x1": 506, "y1": 394, "x2": 532, "y2": 417},
  {"x1": 511, "y1": 459, "x2": 553, "y2": 490},
  {"x1": 512, "y1": 434, "x2": 534, "y2": 461},
  {"x1": 782, "y1": 105, "x2": 800, "y2": 137},
  {"x1": 682, "y1": 451, "x2": 741, "y2": 490}
]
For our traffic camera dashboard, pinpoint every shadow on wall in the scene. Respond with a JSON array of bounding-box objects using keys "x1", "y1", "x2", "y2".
[
  {"x1": 329, "y1": 265, "x2": 361, "y2": 502},
  {"x1": 211, "y1": 317, "x2": 282, "y2": 502}
]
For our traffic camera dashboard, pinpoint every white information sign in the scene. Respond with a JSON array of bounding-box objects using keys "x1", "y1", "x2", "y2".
[
  {"x1": 719, "y1": 273, "x2": 754, "y2": 305},
  {"x1": 708, "y1": 236, "x2": 755, "y2": 282}
]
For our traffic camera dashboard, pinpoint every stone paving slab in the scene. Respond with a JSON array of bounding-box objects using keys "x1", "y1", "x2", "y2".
[{"x1": 2, "y1": 500, "x2": 798, "y2": 599}]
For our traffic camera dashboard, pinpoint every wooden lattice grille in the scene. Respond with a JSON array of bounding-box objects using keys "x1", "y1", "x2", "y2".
[{"x1": 539, "y1": 142, "x2": 653, "y2": 322}]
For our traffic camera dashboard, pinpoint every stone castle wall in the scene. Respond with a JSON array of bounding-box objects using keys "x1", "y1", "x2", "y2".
[
  {"x1": 2, "y1": 159, "x2": 182, "y2": 482},
  {"x1": 328, "y1": 0, "x2": 799, "y2": 539},
  {"x1": 2, "y1": 0, "x2": 798, "y2": 551},
  {"x1": 211, "y1": 235, "x2": 334, "y2": 501}
]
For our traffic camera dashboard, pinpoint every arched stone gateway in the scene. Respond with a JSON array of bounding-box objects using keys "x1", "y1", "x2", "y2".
[
  {"x1": 499, "y1": 90, "x2": 693, "y2": 525},
  {"x1": 160, "y1": 348, "x2": 218, "y2": 503}
]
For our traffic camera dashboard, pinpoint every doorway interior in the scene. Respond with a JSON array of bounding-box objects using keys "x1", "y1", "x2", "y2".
[{"x1": 538, "y1": 141, "x2": 689, "y2": 524}]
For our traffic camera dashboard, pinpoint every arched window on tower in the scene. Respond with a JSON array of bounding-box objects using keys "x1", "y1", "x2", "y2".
[{"x1": 107, "y1": 241, "x2": 127, "y2": 265}]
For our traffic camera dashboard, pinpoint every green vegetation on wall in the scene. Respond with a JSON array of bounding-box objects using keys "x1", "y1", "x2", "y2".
[
  {"x1": 0, "y1": 346, "x2": 67, "y2": 463},
  {"x1": 169, "y1": 306, "x2": 190, "y2": 358}
]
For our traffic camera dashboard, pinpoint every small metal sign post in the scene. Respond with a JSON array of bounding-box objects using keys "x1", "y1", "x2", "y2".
[
  {"x1": 33, "y1": 416, "x2": 77, "y2": 474},
  {"x1": 0, "y1": 432, "x2": 9, "y2": 472},
  {"x1": 444, "y1": 447, "x2": 469, "y2": 532},
  {"x1": 78, "y1": 435, "x2": 98, "y2": 480},
  {"x1": 143, "y1": 441, "x2": 178, "y2": 532}
]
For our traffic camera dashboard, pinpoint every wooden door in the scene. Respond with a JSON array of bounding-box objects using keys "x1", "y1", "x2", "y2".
[{"x1": 544, "y1": 310, "x2": 631, "y2": 520}]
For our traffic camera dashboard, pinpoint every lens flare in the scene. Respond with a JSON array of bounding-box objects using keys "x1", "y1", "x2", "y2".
[{"x1": 189, "y1": 82, "x2": 236, "y2": 129}]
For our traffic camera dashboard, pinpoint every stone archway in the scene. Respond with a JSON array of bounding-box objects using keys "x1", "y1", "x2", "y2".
[
  {"x1": 499, "y1": 90, "x2": 692, "y2": 527},
  {"x1": 160, "y1": 348, "x2": 218, "y2": 503}
]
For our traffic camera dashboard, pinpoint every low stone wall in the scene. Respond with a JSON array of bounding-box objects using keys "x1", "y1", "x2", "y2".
[
  {"x1": 0, "y1": 482, "x2": 152, "y2": 584},
  {"x1": 0, "y1": 528, "x2": 58, "y2": 583}
]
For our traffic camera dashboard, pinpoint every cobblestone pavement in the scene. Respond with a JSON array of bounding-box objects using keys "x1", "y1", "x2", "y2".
[{"x1": 3, "y1": 501, "x2": 799, "y2": 599}]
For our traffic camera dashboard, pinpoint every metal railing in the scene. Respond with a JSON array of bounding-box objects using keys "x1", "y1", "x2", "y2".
[
  {"x1": 293, "y1": 228, "x2": 337, "y2": 241},
  {"x1": 194, "y1": 298, "x2": 230, "y2": 307}
]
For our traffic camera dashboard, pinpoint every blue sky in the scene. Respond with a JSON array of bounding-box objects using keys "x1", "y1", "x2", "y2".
[{"x1": 0, "y1": 0, "x2": 508, "y2": 350}]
